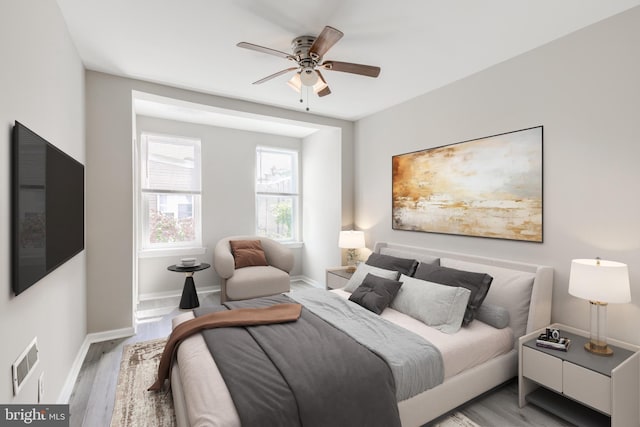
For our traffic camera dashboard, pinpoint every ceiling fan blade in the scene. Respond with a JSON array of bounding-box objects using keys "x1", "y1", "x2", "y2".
[
  {"x1": 316, "y1": 70, "x2": 331, "y2": 97},
  {"x1": 309, "y1": 26, "x2": 344, "y2": 58},
  {"x1": 317, "y1": 86, "x2": 331, "y2": 97},
  {"x1": 322, "y1": 60, "x2": 381, "y2": 78},
  {"x1": 252, "y1": 67, "x2": 298, "y2": 85},
  {"x1": 237, "y1": 42, "x2": 294, "y2": 61}
]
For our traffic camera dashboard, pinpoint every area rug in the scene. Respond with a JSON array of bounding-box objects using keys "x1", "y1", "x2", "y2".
[
  {"x1": 110, "y1": 337, "x2": 479, "y2": 427},
  {"x1": 434, "y1": 411, "x2": 481, "y2": 427},
  {"x1": 110, "y1": 338, "x2": 175, "y2": 427}
]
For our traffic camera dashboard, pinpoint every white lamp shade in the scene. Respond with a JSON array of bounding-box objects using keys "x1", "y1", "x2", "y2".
[
  {"x1": 300, "y1": 68, "x2": 319, "y2": 86},
  {"x1": 287, "y1": 73, "x2": 328, "y2": 94},
  {"x1": 568, "y1": 259, "x2": 631, "y2": 303},
  {"x1": 338, "y1": 230, "x2": 365, "y2": 249}
]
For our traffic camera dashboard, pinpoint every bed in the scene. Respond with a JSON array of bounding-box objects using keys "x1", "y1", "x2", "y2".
[{"x1": 169, "y1": 242, "x2": 553, "y2": 427}]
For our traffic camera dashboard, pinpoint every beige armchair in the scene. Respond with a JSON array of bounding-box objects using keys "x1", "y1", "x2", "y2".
[{"x1": 213, "y1": 235, "x2": 294, "y2": 303}]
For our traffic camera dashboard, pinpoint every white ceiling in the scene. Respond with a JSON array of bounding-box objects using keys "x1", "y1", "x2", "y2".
[{"x1": 56, "y1": 0, "x2": 639, "y2": 121}]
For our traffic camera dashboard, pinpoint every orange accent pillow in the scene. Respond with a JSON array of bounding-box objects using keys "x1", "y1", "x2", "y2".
[{"x1": 229, "y1": 240, "x2": 269, "y2": 269}]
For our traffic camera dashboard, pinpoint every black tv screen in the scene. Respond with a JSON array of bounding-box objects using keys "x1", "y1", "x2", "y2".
[{"x1": 12, "y1": 121, "x2": 84, "y2": 295}]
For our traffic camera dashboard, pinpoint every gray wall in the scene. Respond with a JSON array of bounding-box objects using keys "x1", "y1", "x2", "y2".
[
  {"x1": 0, "y1": 1, "x2": 86, "y2": 403},
  {"x1": 135, "y1": 116, "x2": 304, "y2": 297},
  {"x1": 354, "y1": 7, "x2": 640, "y2": 344},
  {"x1": 86, "y1": 71, "x2": 354, "y2": 333}
]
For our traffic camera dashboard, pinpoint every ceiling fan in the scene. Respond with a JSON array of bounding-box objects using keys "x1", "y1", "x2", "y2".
[{"x1": 237, "y1": 26, "x2": 381, "y2": 98}]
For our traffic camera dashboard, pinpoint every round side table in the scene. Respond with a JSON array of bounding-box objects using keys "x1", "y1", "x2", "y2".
[{"x1": 167, "y1": 263, "x2": 211, "y2": 309}]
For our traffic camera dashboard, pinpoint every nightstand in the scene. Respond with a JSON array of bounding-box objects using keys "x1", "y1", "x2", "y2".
[
  {"x1": 518, "y1": 323, "x2": 640, "y2": 427},
  {"x1": 325, "y1": 267, "x2": 354, "y2": 290}
]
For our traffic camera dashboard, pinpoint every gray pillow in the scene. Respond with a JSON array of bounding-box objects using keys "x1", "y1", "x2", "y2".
[
  {"x1": 343, "y1": 263, "x2": 400, "y2": 292},
  {"x1": 475, "y1": 303, "x2": 510, "y2": 329},
  {"x1": 413, "y1": 263, "x2": 492, "y2": 325},
  {"x1": 365, "y1": 252, "x2": 418, "y2": 276},
  {"x1": 441, "y1": 258, "x2": 535, "y2": 338},
  {"x1": 391, "y1": 274, "x2": 471, "y2": 334},
  {"x1": 379, "y1": 247, "x2": 440, "y2": 266},
  {"x1": 348, "y1": 273, "x2": 403, "y2": 315}
]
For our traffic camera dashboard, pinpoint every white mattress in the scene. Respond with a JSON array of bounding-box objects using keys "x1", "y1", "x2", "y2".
[{"x1": 172, "y1": 292, "x2": 514, "y2": 426}]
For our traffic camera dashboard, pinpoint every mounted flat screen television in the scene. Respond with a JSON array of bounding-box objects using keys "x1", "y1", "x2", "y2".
[{"x1": 12, "y1": 121, "x2": 84, "y2": 295}]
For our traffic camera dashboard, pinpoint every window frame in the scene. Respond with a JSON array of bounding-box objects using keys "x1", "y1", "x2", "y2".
[
  {"x1": 255, "y1": 146, "x2": 300, "y2": 243},
  {"x1": 138, "y1": 132, "x2": 203, "y2": 253}
]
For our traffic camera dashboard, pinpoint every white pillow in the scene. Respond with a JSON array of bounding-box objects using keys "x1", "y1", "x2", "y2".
[
  {"x1": 391, "y1": 274, "x2": 471, "y2": 334},
  {"x1": 343, "y1": 263, "x2": 400, "y2": 292}
]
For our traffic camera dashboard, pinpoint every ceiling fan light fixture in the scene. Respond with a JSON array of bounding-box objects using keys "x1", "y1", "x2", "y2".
[
  {"x1": 287, "y1": 73, "x2": 328, "y2": 95},
  {"x1": 287, "y1": 73, "x2": 302, "y2": 93},
  {"x1": 312, "y1": 78, "x2": 328, "y2": 94},
  {"x1": 300, "y1": 68, "x2": 319, "y2": 86}
]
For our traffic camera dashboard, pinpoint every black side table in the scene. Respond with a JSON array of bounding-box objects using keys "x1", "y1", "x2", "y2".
[{"x1": 167, "y1": 263, "x2": 211, "y2": 309}]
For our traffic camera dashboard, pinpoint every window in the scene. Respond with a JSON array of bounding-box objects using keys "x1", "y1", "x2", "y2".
[
  {"x1": 139, "y1": 133, "x2": 202, "y2": 250},
  {"x1": 256, "y1": 147, "x2": 299, "y2": 242}
]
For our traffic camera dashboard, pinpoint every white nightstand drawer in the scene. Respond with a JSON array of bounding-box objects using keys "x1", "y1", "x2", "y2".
[
  {"x1": 563, "y1": 362, "x2": 611, "y2": 414},
  {"x1": 522, "y1": 347, "x2": 563, "y2": 392}
]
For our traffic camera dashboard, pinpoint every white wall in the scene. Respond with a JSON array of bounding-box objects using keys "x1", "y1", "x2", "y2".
[
  {"x1": 0, "y1": 1, "x2": 85, "y2": 403},
  {"x1": 302, "y1": 129, "x2": 343, "y2": 284},
  {"x1": 86, "y1": 71, "x2": 354, "y2": 333},
  {"x1": 135, "y1": 116, "x2": 303, "y2": 297},
  {"x1": 354, "y1": 7, "x2": 640, "y2": 344}
]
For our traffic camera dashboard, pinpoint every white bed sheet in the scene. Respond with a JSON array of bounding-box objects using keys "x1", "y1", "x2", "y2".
[
  {"x1": 331, "y1": 289, "x2": 514, "y2": 379},
  {"x1": 172, "y1": 292, "x2": 514, "y2": 426}
]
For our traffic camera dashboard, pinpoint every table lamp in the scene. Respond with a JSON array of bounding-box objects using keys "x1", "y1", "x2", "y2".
[
  {"x1": 338, "y1": 231, "x2": 365, "y2": 272},
  {"x1": 568, "y1": 258, "x2": 630, "y2": 356}
]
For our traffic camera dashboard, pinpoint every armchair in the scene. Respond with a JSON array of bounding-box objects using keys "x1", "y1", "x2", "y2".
[{"x1": 213, "y1": 236, "x2": 294, "y2": 303}]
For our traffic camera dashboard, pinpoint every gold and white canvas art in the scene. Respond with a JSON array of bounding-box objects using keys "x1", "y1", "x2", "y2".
[{"x1": 392, "y1": 126, "x2": 543, "y2": 242}]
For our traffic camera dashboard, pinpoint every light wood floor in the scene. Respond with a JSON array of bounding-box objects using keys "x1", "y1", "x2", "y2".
[{"x1": 69, "y1": 284, "x2": 573, "y2": 427}]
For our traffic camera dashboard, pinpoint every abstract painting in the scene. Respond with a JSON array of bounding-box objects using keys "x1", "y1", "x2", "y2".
[{"x1": 392, "y1": 126, "x2": 543, "y2": 242}]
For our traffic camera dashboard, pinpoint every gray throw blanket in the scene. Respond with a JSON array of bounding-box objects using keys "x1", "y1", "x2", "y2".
[
  {"x1": 195, "y1": 295, "x2": 401, "y2": 427},
  {"x1": 288, "y1": 288, "x2": 444, "y2": 400}
]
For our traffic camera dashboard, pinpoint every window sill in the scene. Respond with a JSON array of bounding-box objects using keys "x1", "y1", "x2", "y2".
[
  {"x1": 138, "y1": 247, "x2": 207, "y2": 259},
  {"x1": 281, "y1": 241, "x2": 304, "y2": 249}
]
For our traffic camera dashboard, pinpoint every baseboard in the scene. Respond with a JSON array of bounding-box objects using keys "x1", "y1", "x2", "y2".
[
  {"x1": 291, "y1": 275, "x2": 323, "y2": 289},
  {"x1": 57, "y1": 326, "x2": 135, "y2": 404}
]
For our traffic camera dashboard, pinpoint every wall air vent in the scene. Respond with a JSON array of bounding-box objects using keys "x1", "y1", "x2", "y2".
[{"x1": 12, "y1": 337, "x2": 39, "y2": 396}]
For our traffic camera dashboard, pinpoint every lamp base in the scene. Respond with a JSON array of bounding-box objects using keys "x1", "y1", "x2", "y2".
[
  {"x1": 346, "y1": 265, "x2": 356, "y2": 273},
  {"x1": 584, "y1": 340, "x2": 613, "y2": 356}
]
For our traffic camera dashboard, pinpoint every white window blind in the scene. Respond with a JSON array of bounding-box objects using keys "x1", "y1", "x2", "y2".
[{"x1": 141, "y1": 134, "x2": 201, "y2": 193}]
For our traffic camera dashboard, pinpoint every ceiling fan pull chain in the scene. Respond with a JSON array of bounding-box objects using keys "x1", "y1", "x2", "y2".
[{"x1": 306, "y1": 86, "x2": 310, "y2": 112}]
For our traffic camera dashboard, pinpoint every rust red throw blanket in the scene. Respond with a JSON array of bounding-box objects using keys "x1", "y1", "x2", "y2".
[{"x1": 148, "y1": 303, "x2": 302, "y2": 391}]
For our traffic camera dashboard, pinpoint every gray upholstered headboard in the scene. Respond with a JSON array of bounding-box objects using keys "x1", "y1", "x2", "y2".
[{"x1": 373, "y1": 242, "x2": 553, "y2": 337}]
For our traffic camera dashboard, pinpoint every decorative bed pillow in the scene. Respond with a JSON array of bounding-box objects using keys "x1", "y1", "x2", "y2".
[
  {"x1": 343, "y1": 263, "x2": 400, "y2": 293},
  {"x1": 348, "y1": 273, "x2": 403, "y2": 315},
  {"x1": 229, "y1": 240, "x2": 269, "y2": 269},
  {"x1": 365, "y1": 252, "x2": 419, "y2": 276},
  {"x1": 379, "y1": 247, "x2": 440, "y2": 267},
  {"x1": 413, "y1": 263, "x2": 492, "y2": 326},
  {"x1": 475, "y1": 303, "x2": 510, "y2": 329},
  {"x1": 440, "y1": 258, "x2": 535, "y2": 338},
  {"x1": 391, "y1": 275, "x2": 471, "y2": 334}
]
